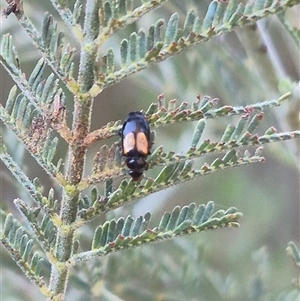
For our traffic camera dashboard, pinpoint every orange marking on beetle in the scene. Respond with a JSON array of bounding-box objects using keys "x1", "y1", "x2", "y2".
[
  {"x1": 123, "y1": 132, "x2": 135, "y2": 155},
  {"x1": 136, "y1": 132, "x2": 149, "y2": 155}
]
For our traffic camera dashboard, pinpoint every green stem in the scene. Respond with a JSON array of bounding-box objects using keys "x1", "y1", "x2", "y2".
[{"x1": 47, "y1": 0, "x2": 99, "y2": 299}]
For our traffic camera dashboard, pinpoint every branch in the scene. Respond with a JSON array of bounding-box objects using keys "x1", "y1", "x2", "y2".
[{"x1": 48, "y1": 0, "x2": 101, "y2": 298}]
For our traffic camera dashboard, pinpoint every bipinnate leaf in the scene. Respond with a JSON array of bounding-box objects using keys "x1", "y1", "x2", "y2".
[
  {"x1": 92, "y1": 0, "x2": 299, "y2": 92},
  {"x1": 0, "y1": 46, "x2": 71, "y2": 139},
  {"x1": 84, "y1": 93, "x2": 291, "y2": 145},
  {"x1": 42, "y1": 13, "x2": 77, "y2": 80},
  {"x1": 1, "y1": 15, "x2": 78, "y2": 94},
  {"x1": 69, "y1": 202, "x2": 242, "y2": 264},
  {"x1": 80, "y1": 110, "x2": 299, "y2": 204},
  {"x1": 94, "y1": 0, "x2": 168, "y2": 45},
  {"x1": 0, "y1": 81, "x2": 69, "y2": 183},
  {"x1": 76, "y1": 147, "x2": 265, "y2": 222},
  {"x1": 1, "y1": 1, "x2": 299, "y2": 299},
  {"x1": 1, "y1": 213, "x2": 50, "y2": 296},
  {"x1": 0, "y1": 140, "x2": 63, "y2": 213},
  {"x1": 14, "y1": 199, "x2": 57, "y2": 253},
  {"x1": 0, "y1": 38, "x2": 50, "y2": 114}
]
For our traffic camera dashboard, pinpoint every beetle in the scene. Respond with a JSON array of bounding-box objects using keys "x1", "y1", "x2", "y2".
[{"x1": 120, "y1": 111, "x2": 151, "y2": 180}]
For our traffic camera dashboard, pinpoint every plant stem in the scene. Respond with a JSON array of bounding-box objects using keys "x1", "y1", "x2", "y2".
[
  {"x1": 48, "y1": 101, "x2": 93, "y2": 300},
  {"x1": 47, "y1": 0, "x2": 99, "y2": 299}
]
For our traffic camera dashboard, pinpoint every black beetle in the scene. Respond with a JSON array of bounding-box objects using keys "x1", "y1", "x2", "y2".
[{"x1": 120, "y1": 111, "x2": 151, "y2": 180}]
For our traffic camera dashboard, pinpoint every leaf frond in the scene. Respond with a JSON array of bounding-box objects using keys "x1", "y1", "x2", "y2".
[
  {"x1": 95, "y1": 0, "x2": 168, "y2": 46},
  {"x1": 0, "y1": 114, "x2": 65, "y2": 183},
  {"x1": 0, "y1": 38, "x2": 48, "y2": 116},
  {"x1": 0, "y1": 139, "x2": 65, "y2": 208},
  {"x1": 49, "y1": 0, "x2": 84, "y2": 41},
  {"x1": 1, "y1": 0, "x2": 299, "y2": 298},
  {"x1": 91, "y1": 0, "x2": 299, "y2": 93},
  {"x1": 149, "y1": 129, "x2": 300, "y2": 168},
  {"x1": 0, "y1": 88, "x2": 68, "y2": 184},
  {"x1": 78, "y1": 148, "x2": 263, "y2": 221},
  {"x1": 14, "y1": 198, "x2": 58, "y2": 254},
  {"x1": 0, "y1": 40, "x2": 72, "y2": 142},
  {"x1": 84, "y1": 92, "x2": 291, "y2": 146},
  {"x1": 79, "y1": 110, "x2": 300, "y2": 195},
  {"x1": 2, "y1": 14, "x2": 79, "y2": 94},
  {"x1": 70, "y1": 201, "x2": 242, "y2": 264},
  {"x1": 1, "y1": 213, "x2": 50, "y2": 296}
]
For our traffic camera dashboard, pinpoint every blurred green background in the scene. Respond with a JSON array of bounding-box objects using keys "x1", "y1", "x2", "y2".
[{"x1": 0, "y1": 0, "x2": 299, "y2": 300}]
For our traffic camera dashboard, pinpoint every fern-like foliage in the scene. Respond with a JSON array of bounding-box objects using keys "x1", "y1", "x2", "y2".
[
  {"x1": 71, "y1": 201, "x2": 241, "y2": 264},
  {"x1": 1, "y1": 213, "x2": 50, "y2": 296},
  {"x1": 1, "y1": 0, "x2": 299, "y2": 300}
]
